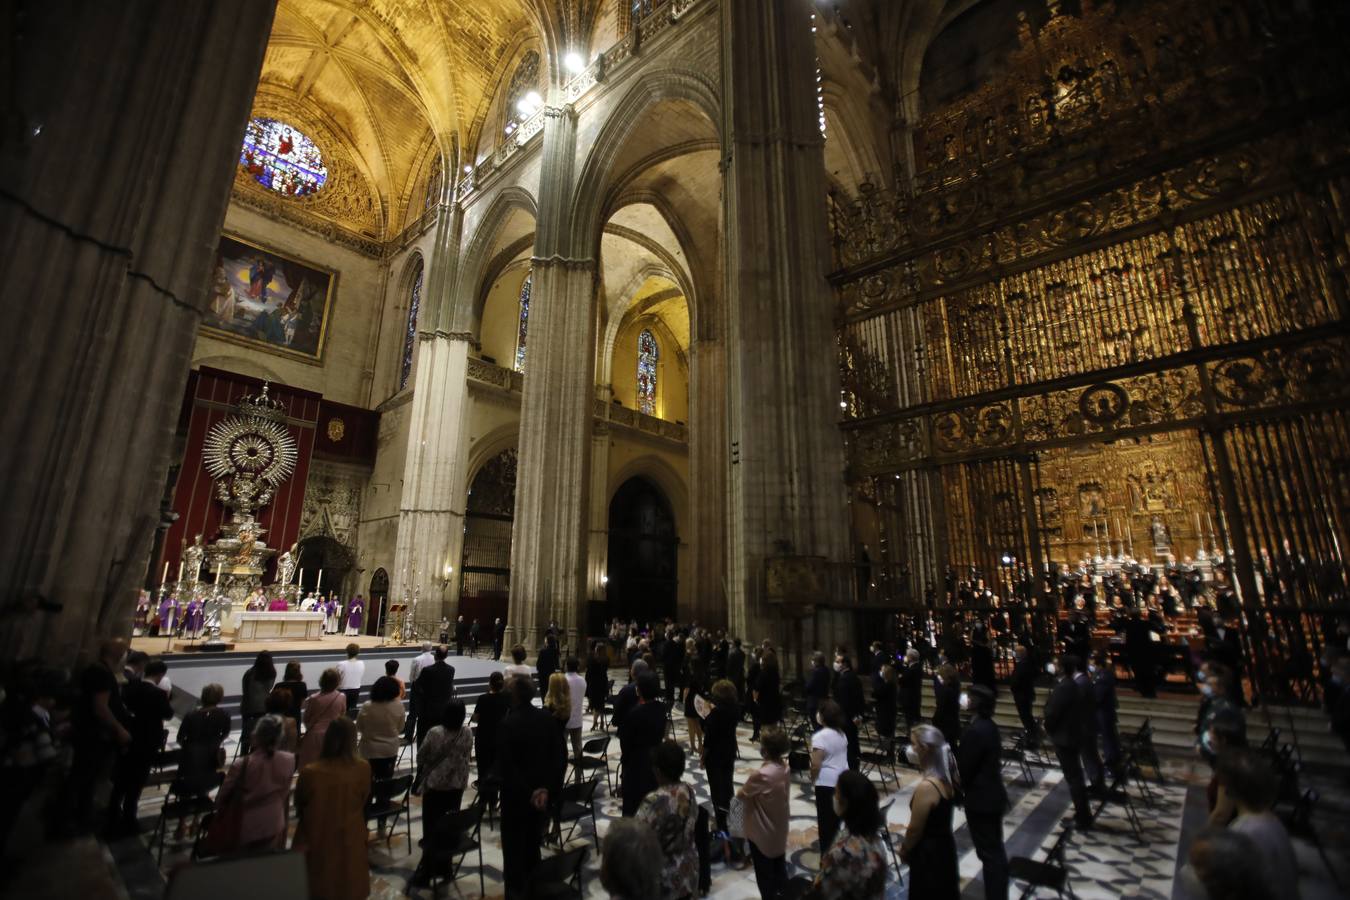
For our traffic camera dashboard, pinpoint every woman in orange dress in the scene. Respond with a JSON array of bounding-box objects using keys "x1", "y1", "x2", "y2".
[
  {"x1": 298, "y1": 667, "x2": 345, "y2": 770},
  {"x1": 294, "y1": 717, "x2": 371, "y2": 900}
]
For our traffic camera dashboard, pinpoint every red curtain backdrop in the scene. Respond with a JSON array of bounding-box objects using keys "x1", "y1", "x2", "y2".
[{"x1": 158, "y1": 368, "x2": 320, "y2": 586}]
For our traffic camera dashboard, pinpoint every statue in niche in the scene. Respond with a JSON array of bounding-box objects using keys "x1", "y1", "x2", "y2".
[
  {"x1": 277, "y1": 543, "x2": 298, "y2": 586},
  {"x1": 1129, "y1": 461, "x2": 1178, "y2": 513},
  {"x1": 182, "y1": 534, "x2": 206, "y2": 585},
  {"x1": 1151, "y1": 515, "x2": 1172, "y2": 550},
  {"x1": 1078, "y1": 483, "x2": 1107, "y2": 520}
]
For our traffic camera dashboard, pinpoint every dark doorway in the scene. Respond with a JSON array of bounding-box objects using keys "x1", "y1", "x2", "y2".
[
  {"x1": 368, "y1": 568, "x2": 390, "y2": 636},
  {"x1": 459, "y1": 449, "x2": 516, "y2": 628},
  {"x1": 296, "y1": 535, "x2": 354, "y2": 600},
  {"x1": 606, "y1": 477, "x2": 678, "y2": 625}
]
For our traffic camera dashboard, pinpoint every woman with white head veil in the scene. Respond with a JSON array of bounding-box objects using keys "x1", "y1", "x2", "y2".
[{"x1": 899, "y1": 724, "x2": 960, "y2": 898}]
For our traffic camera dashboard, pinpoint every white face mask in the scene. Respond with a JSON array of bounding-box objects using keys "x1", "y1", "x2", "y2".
[
  {"x1": 959, "y1": 692, "x2": 970, "y2": 711},
  {"x1": 834, "y1": 661, "x2": 844, "y2": 673},
  {"x1": 1046, "y1": 663, "x2": 1057, "y2": 676},
  {"x1": 1200, "y1": 684, "x2": 1214, "y2": 697},
  {"x1": 1087, "y1": 664, "x2": 1097, "y2": 675},
  {"x1": 903, "y1": 745, "x2": 919, "y2": 765}
]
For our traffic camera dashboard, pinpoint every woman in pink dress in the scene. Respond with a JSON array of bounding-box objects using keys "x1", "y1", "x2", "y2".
[
  {"x1": 216, "y1": 714, "x2": 295, "y2": 850},
  {"x1": 298, "y1": 667, "x2": 346, "y2": 769}
]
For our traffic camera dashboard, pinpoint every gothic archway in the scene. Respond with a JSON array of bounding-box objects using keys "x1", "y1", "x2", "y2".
[
  {"x1": 297, "y1": 535, "x2": 354, "y2": 599},
  {"x1": 460, "y1": 448, "x2": 516, "y2": 627},
  {"x1": 606, "y1": 476, "x2": 678, "y2": 625},
  {"x1": 368, "y1": 568, "x2": 390, "y2": 637}
]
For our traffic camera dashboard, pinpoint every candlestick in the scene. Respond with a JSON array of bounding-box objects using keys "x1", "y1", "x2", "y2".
[
  {"x1": 298, "y1": 567, "x2": 304, "y2": 588},
  {"x1": 317, "y1": 569, "x2": 323, "y2": 592},
  {"x1": 177, "y1": 560, "x2": 184, "y2": 582},
  {"x1": 161, "y1": 561, "x2": 170, "y2": 584}
]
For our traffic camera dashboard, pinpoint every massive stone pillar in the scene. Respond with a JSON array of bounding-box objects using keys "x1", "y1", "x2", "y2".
[
  {"x1": 688, "y1": 336, "x2": 728, "y2": 625},
  {"x1": 507, "y1": 106, "x2": 596, "y2": 651},
  {"x1": 0, "y1": 0, "x2": 276, "y2": 665},
  {"x1": 722, "y1": 0, "x2": 851, "y2": 644},
  {"x1": 391, "y1": 209, "x2": 473, "y2": 627},
  {"x1": 585, "y1": 390, "x2": 613, "y2": 634}
]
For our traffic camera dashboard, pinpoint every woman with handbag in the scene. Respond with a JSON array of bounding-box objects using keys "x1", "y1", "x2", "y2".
[
  {"x1": 735, "y1": 728, "x2": 790, "y2": 900},
  {"x1": 206, "y1": 715, "x2": 294, "y2": 854},
  {"x1": 298, "y1": 667, "x2": 346, "y2": 770}
]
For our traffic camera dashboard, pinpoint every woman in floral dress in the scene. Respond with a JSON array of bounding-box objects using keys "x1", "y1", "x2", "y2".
[
  {"x1": 636, "y1": 740, "x2": 700, "y2": 900},
  {"x1": 809, "y1": 770, "x2": 888, "y2": 899}
]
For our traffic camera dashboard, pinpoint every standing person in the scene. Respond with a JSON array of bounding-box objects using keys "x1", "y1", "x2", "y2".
[
  {"x1": 217, "y1": 715, "x2": 295, "y2": 851},
  {"x1": 1044, "y1": 656, "x2": 1092, "y2": 827},
  {"x1": 1091, "y1": 650, "x2": 1122, "y2": 777},
  {"x1": 753, "y1": 651, "x2": 783, "y2": 731},
  {"x1": 299, "y1": 668, "x2": 347, "y2": 770},
  {"x1": 265, "y1": 688, "x2": 299, "y2": 753},
  {"x1": 727, "y1": 638, "x2": 746, "y2": 704},
  {"x1": 406, "y1": 643, "x2": 434, "y2": 740},
  {"x1": 336, "y1": 644, "x2": 365, "y2": 715},
  {"x1": 599, "y1": 819, "x2": 663, "y2": 899},
  {"x1": 276, "y1": 661, "x2": 308, "y2": 728},
  {"x1": 957, "y1": 686, "x2": 1009, "y2": 900},
  {"x1": 544, "y1": 671, "x2": 573, "y2": 791},
  {"x1": 662, "y1": 632, "x2": 686, "y2": 708},
  {"x1": 504, "y1": 644, "x2": 533, "y2": 684},
  {"x1": 682, "y1": 638, "x2": 708, "y2": 757},
  {"x1": 971, "y1": 627, "x2": 997, "y2": 693},
  {"x1": 833, "y1": 653, "x2": 864, "y2": 771},
  {"x1": 701, "y1": 679, "x2": 739, "y2": 833},
  {"x1": 586, "y1": 641, "x2": 610, "y2": 732},
  {"x1": 496, "y1": 676, "x2": 563, "y2": 900},
  {"x1": 471, "y1": 672, "x2": 509, "y2": 812},
  {"x1": 1009, "y1": 644, "x2": 1039, "y2": 743},
  {"x1": 469, "y1": 619, "x2": 481, "y2": 656},
  {"x1": 356, "y1": 675, "x2": 406, "y2": 781},
  {"x1": 810, "y1": 700, "x2": 850, "y2": 855},
  {"x1": 175, "y1": 684, "x2": 231, "y2": 800},
  {"x1": 492, "y1": 617, "x2": 506, "y2": 661},
  {"x1": 932, "y1": 664, "x2": 962, "y2": 751},
  {"x1": 417, "y1": 700, "x2": 472, "y2": 821},
  {"x1": 899, "y1": 725, "x2": 960, "y2": 899},
  {"x1": 900, "y1": 648, "x2": 924, "y2": 733},
  {"x1": 413, "y1": 646, "x2": 456, "y2": 749},
  {"x1": 636, "y1": 741, "x2": 700, "y2": 900},
  {"x1": 618, "y1": 672, "x2": 666, "y2": 816},
  {"x1": 384, "y1": 660, "x2": 406, "y2": 699},
  {"x1": 537, "y1": 635, "x2": 561, "y2": 685},
  {"x1": 1212, "y1": 749, "x2": 1300, "y2": 898},
  {"x1": 803, "y1": 653, "x2": 830, "y2": 730},
  {"x1": 563, "y1": 657, "x2": 587, "y2": 760},
  {"x1": 109, "y1": 657, "x2": 174, "y2": 835},
  {"x1": 1071, "y1": 655, "x2": 1105, "y2": 793},
  {"x1": 874, "y1": 664, "x2": 899, "y2": 744},
  {"x1": 808, "y1": 771, "x2": 888, "y2": 899},
  {"x1": 294, "y1": 717, "x2": 370, "y2": 900},
  {"x1": 454, "y1": 615, "x2": 469, "y2": 656},
  {"x1": 737, "y1": 728, "x2": 791, "y2": 900},
  {"x1": 239, "y1": 652, "x2": 276, "y2": 756},
  {"x1": 1125, "y1": 608, "x2": 1158, "y2": 697}
]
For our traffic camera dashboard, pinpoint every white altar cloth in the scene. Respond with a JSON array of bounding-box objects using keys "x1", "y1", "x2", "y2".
[{"x1": 236, "y1": 611, "x2": 325, "y2": 641}]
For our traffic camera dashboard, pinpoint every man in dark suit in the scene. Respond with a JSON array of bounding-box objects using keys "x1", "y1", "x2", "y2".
[
  {"x1": 1124, "y1": 608, "x2": 1157, "y2": 698},
  {"x1": 803, "y1": 653, "x2": 830, "y2": 727},
  {"x1": 900, "y1": 648, "x2": 924, "y2": 733},
  {"x1": 833, "y1": 653, "x2": 865, "y2": 770},
  {"x1": 1092, "y1": 650, "x2": 1121, "y2": 777},
  {"x1": 618, "y1": 672, "x2": 666, "y2": 816},
  {"x1": 958, "y1": 686, "x2": 1009, "y2": 900},
  {"x1": 496, "y1": 676, "x2": 564, "y2": 899},
  {"x1": 745, "y1": 649, "x2": 761, "y2": 739},
  {"x1": 1010, "y1": 644, "x2": 1039, "y2": 743},
  {"x1": 1070, "y1": 655, "x2": 1105, "y2": 793},
  {"x1": 454, "y1": 615, "x2": 470, "y2": 655},
  {"x1": 611, "y1": 659, "x2": 647, "y2": 732},
  {"x1": 726, "y1": 638, "x2": 746, "y2": 703},
  {"x1": 109, "y1": 658, "x2": 174, "y2": 836},
  {"x1": 662, "y1": 632, "x2": 685, "y2": 707},
  {"x1": 413, "y1": 645, "x2": 456, "y2": 748},
  {"x1": 1044, "y1": 655, "x2": 1092, "y2": 827},
  {"x1": 492, "y1": 617, "x2": 506, "y2": 660},
  {"x1": 536, "y1": 634, "x2": 560, "y2": 685}
]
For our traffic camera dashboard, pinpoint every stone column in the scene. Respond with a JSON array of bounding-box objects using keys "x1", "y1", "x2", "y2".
[
  {"x1": 585, "y1": 391, "x2": 613, "y2": 634},
  {"x1": 507, "y1": 105, "x2": 597, "y2": 652},
  {"x1": 722, "y1": 0, "x2": 851, "y2": 644},
  {"x1": 0, "y1": 0, "x2": 276, "y2": 664},
  {"x1": 391, "y1": 207, "x2": 472, "y2": 627},
  {"x1": 688, "y1": 336, "x2": 728, "y2": 625}
]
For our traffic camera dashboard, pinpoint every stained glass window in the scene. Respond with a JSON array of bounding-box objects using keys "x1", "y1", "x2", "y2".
[
  {"x1": 514, "y1": 271, "x2": 532, "y2": 372},
  {"x1": 240, "y1": 117, "x2": 328, "y2": 198},
  {"x1": 631, "y1": 0, "x2": 653, "y2": 26},
  {"x1": 637, "y1": 329, "x2": 658, "y2": 416},
  {"x1": 399, "y1": 260, "x2": 424, "y2": 390}
]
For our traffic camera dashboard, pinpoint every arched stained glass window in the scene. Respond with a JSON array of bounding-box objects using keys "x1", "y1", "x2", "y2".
[
  {"x1": 637, "y1": 329, "x2": 658, "y2": 416},
  {"x1": 631, "y1": 0, "x2": 654, "y2": 27},
  {"x1": 240, "y1": 117, "x2": 328, "y2": 197},
  {"x1": 514, "y1": 271, "x2": 532, "y2": 372},
  {"x1": 399, "y1": 260, "x2": 424, "y2": 390}
]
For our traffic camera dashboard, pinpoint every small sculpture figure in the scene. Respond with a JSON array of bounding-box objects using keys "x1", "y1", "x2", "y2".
[
  {"x1": 182, "y1": 534, "x2": 207, "y2": 585},
  {"x1": 277, "y1": 543, "x2": 298, "y2": 586}
]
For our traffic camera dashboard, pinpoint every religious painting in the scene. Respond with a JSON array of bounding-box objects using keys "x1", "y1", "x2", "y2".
[{"x1": 202, "y1": 234, "x2": 337, "y2": 363}]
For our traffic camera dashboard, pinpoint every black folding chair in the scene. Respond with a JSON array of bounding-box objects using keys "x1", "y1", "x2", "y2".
[
  {"x1": 413, "y1": 800, "x2": 484, "y2": 897},
  {"x1": 1002, "y1": 732, "x2": 1036, "y2": 786},
  {"x1": 365, "y1": 774, "x2": 413, "y2": 853},
  {"x1": 552, "y1": 777, "x2": 601, "y2": 849},
  {"x1": 859, "y1": 737, "x2": 900, "y2": 792},
  {"x1": 1121, "y1": 718, "x2": 1163, "y2": 785},
  {"x1": 1009, "y1": 821, "x2": 1077, "y2": 899},
  {"x1": 1090, "y1": 757, "x2": 1143, "y2": 842},
  {"x1": 527, "y1": 845, "x2": 588, "y2": 899},
  {"x1": 572, "y1": 736, "x2": 612, "y2": 791},
  {"x1": 151, "y1": 775, "x2": 222, "y2": 863},
  {"x1": 876, "y1": 799, "x2": 904, "y2": 885}
]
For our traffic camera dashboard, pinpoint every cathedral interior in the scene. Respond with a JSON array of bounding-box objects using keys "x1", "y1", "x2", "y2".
[{"x1": 2, "y1": 0, "x2": 1349, "y2": 897}]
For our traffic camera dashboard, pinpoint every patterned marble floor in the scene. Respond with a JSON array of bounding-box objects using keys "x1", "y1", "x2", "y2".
[{"x1": 132, "y1": 704, "x2": 1228, "y2": 900}]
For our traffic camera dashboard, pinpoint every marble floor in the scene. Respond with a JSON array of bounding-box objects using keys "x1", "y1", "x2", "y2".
[{"x1": 122, "y1": 694, "x2": 1350, "y2": 900}]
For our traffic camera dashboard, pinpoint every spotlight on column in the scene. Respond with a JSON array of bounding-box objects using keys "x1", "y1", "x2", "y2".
[
  {"x1": 564, "y1": 51, "x2": 586, "y2": 74},
  {"x1": 1000, "y1": 553, "x2": 1014, "y2": 566},
  {"x1": 601, "y1": 575, "x2": 609, "y2": 585}
]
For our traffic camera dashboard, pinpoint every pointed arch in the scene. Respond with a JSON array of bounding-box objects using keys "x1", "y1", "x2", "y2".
[{"x1": 450, "y1": 185, "x2": 539, "y2": 332}]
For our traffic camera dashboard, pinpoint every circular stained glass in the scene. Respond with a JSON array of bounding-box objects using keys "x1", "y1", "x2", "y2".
[{"x1": 239, "y1": 117, "x2": 328, "y2": 198}]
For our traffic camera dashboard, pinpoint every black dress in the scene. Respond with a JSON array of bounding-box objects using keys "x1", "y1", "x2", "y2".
[
  {"x1": 932, "y1": 680, "x2": 962, "y2": 750},
  {"x1": 585, "y1": 658, "x2": 609, "y2": 710},
  {"x1": 873, "y1": 679, "x2": 898, "y2": 740},
  {"x1": 907, "y1": 778, "x2": 960, "y2": 899}
]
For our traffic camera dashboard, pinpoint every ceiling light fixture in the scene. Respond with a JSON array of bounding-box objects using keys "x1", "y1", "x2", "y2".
[{"x1": 564, "y1": 51, "x2": 586, "y2": 74}]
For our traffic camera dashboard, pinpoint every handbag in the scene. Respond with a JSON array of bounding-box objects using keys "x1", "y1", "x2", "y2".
[
  {"x1": 200, "y1": 756, "x2": 249, "y2": 857},
  {"x1": 727, "y1": 796, "x2": 747, "y2": 839}
]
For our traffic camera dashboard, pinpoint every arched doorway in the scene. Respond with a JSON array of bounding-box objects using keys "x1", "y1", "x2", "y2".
[
  {"x1": 368, "y1": 568, "x2": 390, "y2": 637},
  {"x1": 606, "y1": 476, "x2": 678, "y2": 625},
  {"x1": 459, "y1": 449, "x2": 516, "y2": 629},
  {"x1": 296, "y1": 535, "x2": 354, "y2": 601}
]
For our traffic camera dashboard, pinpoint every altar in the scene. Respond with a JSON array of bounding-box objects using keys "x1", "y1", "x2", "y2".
[{"x1": 236, "y1": 611, "x2": 325, "y2": 641}]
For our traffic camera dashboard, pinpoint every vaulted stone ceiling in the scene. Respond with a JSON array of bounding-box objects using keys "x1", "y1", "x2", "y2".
[{"x1": 249, "y1": 0, "x2": 542, "y2": 235}]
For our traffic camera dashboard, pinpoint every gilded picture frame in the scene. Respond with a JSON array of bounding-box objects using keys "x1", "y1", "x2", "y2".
[{"x1": 201, "y1": 233, "x2": 338, "y2": 364}]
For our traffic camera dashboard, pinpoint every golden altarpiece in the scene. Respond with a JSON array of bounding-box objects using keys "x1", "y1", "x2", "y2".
[{"x1": 832, "y1": 0, "x2": 1350, "y2": 687}]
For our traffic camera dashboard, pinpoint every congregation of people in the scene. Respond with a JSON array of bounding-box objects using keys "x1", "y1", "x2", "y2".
[{"x1": 2, "y1": 600, "x2": 1347, "y2": 900}]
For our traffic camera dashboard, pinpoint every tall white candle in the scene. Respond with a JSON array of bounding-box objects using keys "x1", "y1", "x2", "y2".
[
  {"x1": 317, "y1": 569, "x2": 323, "y2": 592},
  {"x1": 161, "y1": 561, "x2": 170, "y2": 583},
  {"x1": 298, "y1": 567, "x2": 304, "y2": 588},
  {"x1": 177, "y1": 560, "x2": 184, "y2": 582}
]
